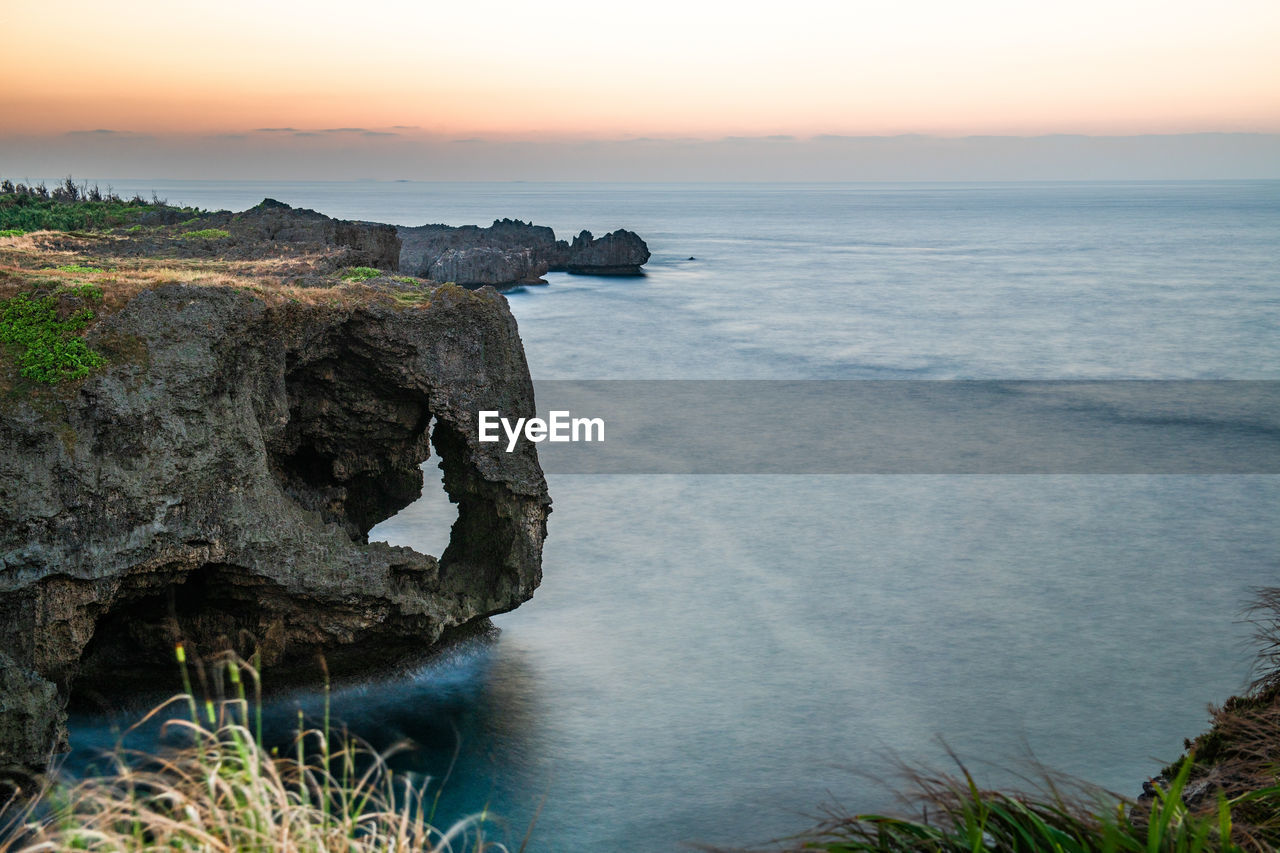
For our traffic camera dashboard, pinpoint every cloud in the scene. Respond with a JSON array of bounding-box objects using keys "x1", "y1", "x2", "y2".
[
  {"x1": 720, "y1": 134, "x2": 798, "y2": 143},
  {"x1": 257, "y1": 126, "x2": 398, "y2": 137},
  {"x1": 391, "y1": 125, "x2": 420, "y2": 130},
  {"x1": 62, "y1": 129, "x2": 156, "y2": 143}
]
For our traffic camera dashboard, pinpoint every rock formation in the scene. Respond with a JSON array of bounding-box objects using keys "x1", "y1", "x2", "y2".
[
  {"x1": 204, "y1": 198, "x2": 401, "y2": 270},
  {"x1": 398, "y1": 218, "x2": 649, "y2": 285},
  {"x1": 398, "y1": 220, "x2": 560, "y2": 285},
  {"x1": 0, "y1": 208, "x2": 550, "y2": 783},
  {"x1": 566, "y1": 229, "x2": 651, "y2": 275},
  {"x1": 0, "y1": 652, "x2": 61, "y2": 791},
  {"x1": 429, "y1": 247, "x2": 548, "y2": 287}
]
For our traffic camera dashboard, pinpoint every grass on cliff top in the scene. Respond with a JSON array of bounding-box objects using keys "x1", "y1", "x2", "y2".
[
  {"x1": 341, "y1": 266, "x2": 384, "y2": 282},
  {"x1": 0, "y1": 231, "x2": 432, "y2": 312},
  {"x1": 0, "y1": 650, "x2": 509, "y2": 853},
  {"x1": 746, "y1": 589, "x2": 1280, "y2": 853},
  {"x1": 182, "y1": 228, "x2": 231, "y2": 240},
  {"x1": 0, "y1": 231, "x2": 445, "y2": 389}
]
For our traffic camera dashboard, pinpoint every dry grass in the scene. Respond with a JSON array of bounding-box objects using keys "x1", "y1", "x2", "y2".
[
  {"x1": 1246, "y1": 589, "x2": 1280, "y2": 697},
  {"x1": 0, "y1": 231, "x2": 435, "y2": 320},
  {"x1": 0, "y1": 653, "x2": 509, "y2": 853},
  {"x1": 0, "y1": 226, "x2": 442, "y2": 407},
  {"x1": 0, "y1": 232, "x2": 46, "y2": 253}
]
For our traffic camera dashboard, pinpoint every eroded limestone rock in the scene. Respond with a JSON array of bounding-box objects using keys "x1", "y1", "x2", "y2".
[
  {"x1": 0, "y1": 281, "x2": 550, "y2": 778},
  {"x1": 204, "y1": 198, "x2": 401, "y2": 270},
  {"x1": 0, "y1": 652, "x2": 62, "y2": 788},
  {"x1": 566, "y1": 229, "x2": 651, "y2": 275},
  {"x1": 398, "y1": 218, "x2": 650, "y2": 285},
  {"x1": 428, "y1": 247, "x2": 549, "y2": 286}
]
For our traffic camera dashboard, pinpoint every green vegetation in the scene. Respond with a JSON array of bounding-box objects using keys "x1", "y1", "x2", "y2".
[
  {"x1": 0, "y1": 196, "x2": 160, "y2": 232},
  {"x1": 390, "y1": 276, "x2": 431, "y2": 306},
  {"x1": 0, "y1": 650, "x2": 504, "y2": 852},
  {"x1": 392, "y1": 290, "x2": 432, "y2": 306},
  {"x1": 0, "y1": 285, "x2": 106, "y2": 384},
  {"x1": 780, "y1": 756, "x2": 1275, "y2": 853},
  {"x1": 0, "y1": 229, "x2": 23, "y2": 238},
  {"x1": 183, "y1": 228, "x2": 231, "y2": 240},
  {"x1": 70, "y1": 283, "x2": 104, "y2": 301},
  {"x1": 56, "y1": 264, "x2": 105, "y2": 274},
  {"x1": 341, "y1": 266, "x2": 383, "y2": 282},
  {"x1": 0, "y1": 175, "x2": 195, "y2": 232}
]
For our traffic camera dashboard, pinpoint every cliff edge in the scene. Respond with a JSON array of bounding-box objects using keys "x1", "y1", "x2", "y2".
[{"x1": 0, "y1": 206, "x2": 551, "y2": 785}]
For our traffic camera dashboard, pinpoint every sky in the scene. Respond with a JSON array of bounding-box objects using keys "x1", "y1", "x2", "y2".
[{"x1": 2, "y1": 0, "x2": 1279, "y2": 180}]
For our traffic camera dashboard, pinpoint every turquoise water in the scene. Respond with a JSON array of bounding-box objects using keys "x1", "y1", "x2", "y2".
[{"x1": 69, "y1": 181, "x2": 1280, "y2": 851}]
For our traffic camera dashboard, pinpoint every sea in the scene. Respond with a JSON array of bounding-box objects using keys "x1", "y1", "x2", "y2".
[{"x1": 65, "y1": 180, "x2": 1280, "y2": 851}]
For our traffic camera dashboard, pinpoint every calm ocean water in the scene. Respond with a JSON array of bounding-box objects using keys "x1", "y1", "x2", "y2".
[{"x1": 68, "y1": 181, "x2": 1280, "y2": 851}]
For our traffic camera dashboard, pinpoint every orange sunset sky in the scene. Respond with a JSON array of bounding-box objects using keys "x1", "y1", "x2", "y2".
[{"x1": 3, "y1": 0, "x2": 1279, "y2": 179}]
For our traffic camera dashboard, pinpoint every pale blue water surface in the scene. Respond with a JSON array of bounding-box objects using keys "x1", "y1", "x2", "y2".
[{"x1": 67, "y1": 181, "x2": 1280, "y2": 851}]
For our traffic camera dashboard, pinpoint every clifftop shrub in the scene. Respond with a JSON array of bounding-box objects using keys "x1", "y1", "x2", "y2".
[
  {"x1": 0, "y1": 175, "x2": 190, "y2": 232},
  {"x1": 0, "y1": 287, "x2": 105, "y2": 384}
]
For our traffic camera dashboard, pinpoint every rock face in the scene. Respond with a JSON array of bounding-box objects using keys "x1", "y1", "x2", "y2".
[
  {"x1": 429, "y1": 247, "x2": 548, "y2": 287},
  {"x1": 484, "y1": 219, "x2": 570, "y2": 269},
  {"x1": 566, "y1": 229, "x2": 651, "y2": 275},
  {"x1": 0, "y1": 652, "x2": 61, "y2": 791},
  {"x1": 398, "y1": 220, "x2": 562, "y2": 285},
  {"x1": 0, "y1": 282, "x2": 550, "y2": 780},
  {"x1": 398, "y1": 218, "x2": 649, "y2": 285},
  {"x1": 203, "y1": 199, "x2": 401, "y2": 270}
]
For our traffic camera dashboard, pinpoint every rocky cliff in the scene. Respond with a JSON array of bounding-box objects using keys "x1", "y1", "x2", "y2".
[
  {"x1": 205, "y1": 198, "x2": 401, "y2": 270},
  {"x1": 0, "y1": 212, "x2": 550, "y2": 785},
  {"x1": 566, "y1": 229, "x2": 652, "y2": 275},
  {"x1": 430, "y1": 247, "x2": 547, "y2": 287},
  {"x1": 398, "y1": 218, "x2": 649, "y2": 285}
]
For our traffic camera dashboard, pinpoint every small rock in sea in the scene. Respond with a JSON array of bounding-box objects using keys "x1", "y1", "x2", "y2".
[{"x1": 688, "y1": 256, "x2": 696, "y2": 260}]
